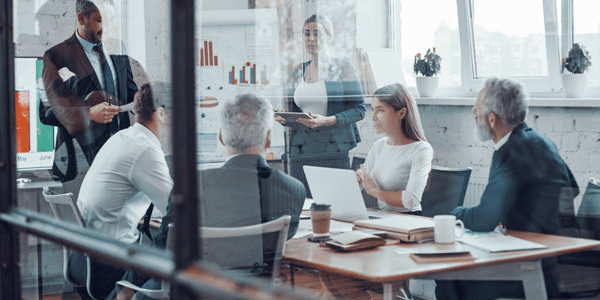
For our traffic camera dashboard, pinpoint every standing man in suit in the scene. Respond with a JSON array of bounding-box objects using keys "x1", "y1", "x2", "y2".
[
  {"x1": 106, "y1": 93, "x2": 306, "y2": 300},
  {"x1": 435, "y1": 77, "x2": 579, "y2": 300},
  {"x1": 40, "y1": 0, "x2": 138, "y2": 181}
]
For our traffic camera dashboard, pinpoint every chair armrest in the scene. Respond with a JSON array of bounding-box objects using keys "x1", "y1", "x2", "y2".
[{"x1": 116, "y1": 280, "x2": 170, "y2": 300}]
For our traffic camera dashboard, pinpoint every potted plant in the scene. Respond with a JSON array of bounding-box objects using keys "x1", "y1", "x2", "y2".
[
  {"x1": 561, "y1": 43, "x2": 592, "y2": 98},
  {"x1": 414, "y1": 48, "x2": 442, "y2": 98}
]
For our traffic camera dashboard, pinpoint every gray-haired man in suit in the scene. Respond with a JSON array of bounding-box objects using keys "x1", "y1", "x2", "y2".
[{"x1": 106, "y1": 94, "x2": 306, "y2": 300}]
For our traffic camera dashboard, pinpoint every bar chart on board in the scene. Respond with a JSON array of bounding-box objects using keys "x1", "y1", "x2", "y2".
[{"x1": 199, "y1": 37, "x2": 219, "y2": 67}]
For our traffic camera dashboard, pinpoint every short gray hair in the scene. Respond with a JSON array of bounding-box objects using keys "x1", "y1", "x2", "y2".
[
  {"x1": 481, "y1": 77, "x2": 529, "y2": 127},
  {"x1": 220, "y1": 94, "x2": 274, "y2": 153}
]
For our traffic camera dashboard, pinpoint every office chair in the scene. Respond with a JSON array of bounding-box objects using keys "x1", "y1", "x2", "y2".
[
  {"x1": 558, "y1": 178, "x2": 600, "y2": 298},
  {"x1": 42, "y1": 187, "x2": 103, "y2": 300},
  {"x1": 116, "y1": 215, "x2": 292, "y2": 299},
  {"x1": 420, "y1": 166, "x2": 472, "y2": 218},
  {"x1": 351, "y1": 154, "x2": 379, "y2": 209}
]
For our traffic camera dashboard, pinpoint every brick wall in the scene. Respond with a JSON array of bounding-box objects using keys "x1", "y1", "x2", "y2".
[{"x1": 352, "y1": 105, "x2": 600, "y2": 193}]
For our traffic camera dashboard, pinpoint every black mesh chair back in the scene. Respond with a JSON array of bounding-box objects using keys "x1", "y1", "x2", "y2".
[
  {"x1": 351, "y1": 155, "x2": 379, "y2": 209},
  {"x1": 421, "y1": 166, "x2": 472, "y2": 218},
  {"x1": 576, "y1": 178, "x2": 600, "y2": 240}
]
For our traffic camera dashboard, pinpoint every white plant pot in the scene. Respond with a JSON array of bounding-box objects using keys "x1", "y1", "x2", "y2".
[
  {"x1": 561, "y1": 73, "x2": 588, "y2": 98},
  {"x1": 416, "y1": 76, "x2": 440, "y2": 98}
]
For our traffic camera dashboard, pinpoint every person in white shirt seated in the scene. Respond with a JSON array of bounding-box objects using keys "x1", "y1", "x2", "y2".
[
  {"x1": 357, "y1": 83, "x2": 433, "y2": 216},
  {"x1": 320, "y1": 83, "x2": 432, "y2": 300},
  {"x1": 68, "y1": 83, "x2": 173, "y2": 300}
]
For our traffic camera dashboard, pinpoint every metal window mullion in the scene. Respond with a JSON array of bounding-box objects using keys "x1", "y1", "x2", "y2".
[
  {"x1": 170, "y1": 0, "x2": 199, "y2": 299},
  {"x1": 0, "y1": 0, "x2": 22, "y2": 298},
  {"x1": 0, "y1": 208, "x2": 175, "y2": 279},
  {"x1": 560, "y1": 0, "x2": 574, "y2": 61},
  {"x1": 457, "y1": 0, "x2": 477, "y2": 92},
  {"x1": 542, "y1": 0, "x2": 562, "y2": 92}
]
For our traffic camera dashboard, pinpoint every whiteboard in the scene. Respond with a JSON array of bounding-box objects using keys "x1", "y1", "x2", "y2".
[{"x1": 195, "y1": 9, "x2": 285, "y2": 162}]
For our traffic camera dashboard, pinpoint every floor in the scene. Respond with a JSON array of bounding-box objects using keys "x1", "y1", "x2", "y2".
[{"x1": 26, "y1": 262, "x2": 600, "y2": 300}]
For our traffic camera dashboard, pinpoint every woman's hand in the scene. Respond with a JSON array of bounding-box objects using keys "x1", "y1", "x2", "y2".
[
  {"x1": 274, "y1": 108, "x2": 286, "y2": 125},
  {"x1": 359, "y1": 165, "x2": 378, "y2": 197},
  {"x1": 297, "y1": 111, "x2": 337, "y2": 129}
]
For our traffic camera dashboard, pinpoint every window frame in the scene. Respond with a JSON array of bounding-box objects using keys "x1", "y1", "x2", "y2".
[{"x1": 457, "y1": 0, "x2": 563, "y2": 94}]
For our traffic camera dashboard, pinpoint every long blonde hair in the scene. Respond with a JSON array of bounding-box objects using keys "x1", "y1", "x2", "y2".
[{"x1": 373, "y1": 83, "x2": 427, "y2": 142}]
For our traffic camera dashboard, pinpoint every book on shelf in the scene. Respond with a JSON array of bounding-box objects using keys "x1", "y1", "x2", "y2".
[{"x1": 326, "y1": 230, "x2": 386, "y2": 252}]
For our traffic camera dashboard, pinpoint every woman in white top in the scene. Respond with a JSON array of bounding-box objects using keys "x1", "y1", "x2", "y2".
[
  {"x1": 357, "y1": 83, "x2": 433, "y2": 215},
  {"x1": 320, "y1": 83, "x2": 432, "y2": 300}
]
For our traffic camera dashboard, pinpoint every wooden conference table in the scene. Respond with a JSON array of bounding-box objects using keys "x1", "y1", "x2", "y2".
[{"x1": 284, "y1": 227, "x2": 600, "y2": 300}]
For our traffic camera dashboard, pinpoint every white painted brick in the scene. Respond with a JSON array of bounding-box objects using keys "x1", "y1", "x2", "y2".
[
  {"x1": 36, "y1": 2, "x2": 68, "y2": 16},
  {"x1": 575, "y1": 116, "x2": 600, "y2": 132},
  {"x1": 533, "y1": 115, "x2": 553, "y2": 132},
  {"x1": 566, "y1": 155, "x2": 589, "y2": 171},
  {"x1": 561, "y1": 133, "x2": 581, "y2": 152},
  {"x1": 431, "y1": 145, "x2": 449, "y2": 165},
  {"x1": 588, "y1": 157, "x2": 600, "y2": 174},
  {"x1": 466, "y1": 146, "x2": 492, "y2": 165},
  {"x1": 580, "y1": 133, "x2": 600, "y2": 151},
  {"x1": 552, "y1": 117, "x2": 575, "y2": 132}
]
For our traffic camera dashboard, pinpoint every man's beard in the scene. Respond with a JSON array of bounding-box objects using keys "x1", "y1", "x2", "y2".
[
  {"x1": 474, "y1": 118, "x2": 494, "y2": 142},
  {"x1": 84, "y1": 24, "x2": 102, "y2": 44}
]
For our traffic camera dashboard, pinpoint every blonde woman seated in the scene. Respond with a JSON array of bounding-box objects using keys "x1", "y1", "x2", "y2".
[
  {"x1": 357, "y1": 83, "x2": 433, "y2": 215},
  {"x1": 320, "y1": 83, "x2": 432, "y2": 300}
]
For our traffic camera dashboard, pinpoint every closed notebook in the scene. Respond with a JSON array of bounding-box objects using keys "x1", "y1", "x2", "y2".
[
  {"x1": 410, "y1": 243, "x2": 476, "y2": 263},
  {"x1": 326, "y1": 231, "x2": 386, "y2": 252},
  {"x1": 354, "y1": 215, "x2": 434, "y2": 234},
  {"x1": 354, "y1": 215, "x2": 434, "y2": 242}
]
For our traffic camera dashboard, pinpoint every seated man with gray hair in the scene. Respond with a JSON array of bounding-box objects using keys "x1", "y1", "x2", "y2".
[
  {"x1": 435, "y1": 77, "x2": 579, "y2": 300},
  {"x1": 107, "y1": 93, "x2": 305, "y2": 300}
]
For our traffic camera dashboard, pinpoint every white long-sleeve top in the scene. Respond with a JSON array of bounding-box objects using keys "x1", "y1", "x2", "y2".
[
  {"x1": 364, "y1": 137, "x2": 433, "y2": 213},
  {"x1": 78, "y1": 123, "x2": 173, "y2": 243}
]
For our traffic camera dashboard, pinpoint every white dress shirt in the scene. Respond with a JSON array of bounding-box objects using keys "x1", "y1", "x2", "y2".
[
  {"x1": 78, "y1": 123, "x2": 173, "y2": 243},
  {"x1": 293, "y1": 80, "x2": 328, "y2": 116},
  {"x1": 493, "y1": 130, "x2": 512, "y2": 151},
  {"x1": 75, "y1": 30, "x2": 117, "y2": 92},
  {"x1": 364, "y1": 138, "x2": 433, "y2": 213}
]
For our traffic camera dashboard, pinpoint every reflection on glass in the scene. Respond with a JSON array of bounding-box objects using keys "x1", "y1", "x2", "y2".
[
  {"x1": 574, "y1": 0, "x2": 600, "y2": 86},
  {"x1": 400, "y1": 0, "x2": 461, "y2": 87},
  {"x1": 472, "y1": 0, "x2": 548, "y2": 78}
]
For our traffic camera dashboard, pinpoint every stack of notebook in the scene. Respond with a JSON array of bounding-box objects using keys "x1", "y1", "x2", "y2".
[{"x1": 353, "y1": 215, "x2": 435, "y2": 243}]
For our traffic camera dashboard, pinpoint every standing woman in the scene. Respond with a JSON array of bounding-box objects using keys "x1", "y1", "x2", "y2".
[
  {"x1": 275, "y1": 14, "x2": 365, "y2": 193},
  {"x1": 357, "y1": 83, "x2": 433, "y2": 215}
]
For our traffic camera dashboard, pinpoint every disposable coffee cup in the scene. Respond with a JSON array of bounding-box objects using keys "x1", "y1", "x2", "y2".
[
  {"x1": 434, "y1": 215, "x2": 465, "y2": 243},
  {"x1": 309, "y1": 203, "x2": 331, "y2": 242}
]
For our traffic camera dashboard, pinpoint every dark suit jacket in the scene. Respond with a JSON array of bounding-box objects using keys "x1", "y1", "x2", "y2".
[
  {"x1": 436, "y1": 123, "x2": 579, "y2": 300},
  {"x1": 285, "y1": 59, "x2": 366, "y2": 153},
  {"x1": 105, "y1": 154, "x2": 306, "y2": 300},
  {"x1": 40, "y1": 33, "x2": 138, "y2": 179}
]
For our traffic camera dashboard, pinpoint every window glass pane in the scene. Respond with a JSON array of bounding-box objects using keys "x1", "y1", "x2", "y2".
[
  {"x1": 400, "y1": 0, "x2": 461, "y2": 87},
  {"x1": 573, "y1": 0, "x2": 600, "y2": 86},
  {"x1": 13, "y1": 0, "x2": 175, "y2": 298},
  {"x1": 472, "y1": 0, "x2": 549, "y2": 78}
]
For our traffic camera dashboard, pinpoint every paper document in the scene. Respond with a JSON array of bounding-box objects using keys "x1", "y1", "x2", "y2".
[
  {"x1": 120, "y1": 102, "x2": 134, "y2": 112},
  {"x1": 458, "y1": 232, "x2": 547, "y2": 253},
  {"x1": 293, "y1": 219, "x2": 354, "y2": 239}
]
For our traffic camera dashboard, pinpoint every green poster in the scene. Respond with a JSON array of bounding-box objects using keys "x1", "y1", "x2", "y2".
[{"x1": 36, "y1": 59, "x2": 54, "y2": 152}]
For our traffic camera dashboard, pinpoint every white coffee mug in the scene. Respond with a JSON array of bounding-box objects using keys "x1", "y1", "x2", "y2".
[{"x1": 434, "y1": 215, "x2": 465, "y2": 243}]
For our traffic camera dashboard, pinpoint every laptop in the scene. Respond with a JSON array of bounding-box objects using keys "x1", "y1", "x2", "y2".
[{"x1": 303, "y1": 165, "x2": 391, "y2": 222}]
